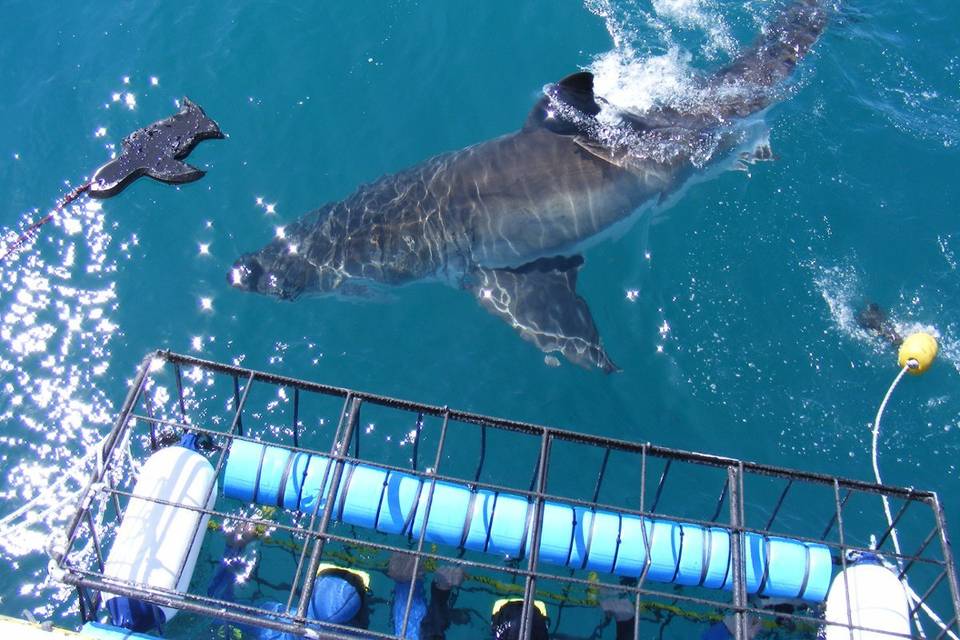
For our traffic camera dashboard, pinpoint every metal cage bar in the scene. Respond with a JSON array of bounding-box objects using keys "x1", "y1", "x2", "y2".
[
  {"x1": 520, "y1": 430, "x2": 552, "y2": 640},
  {"x1": 398, "y1": 409, "x2": 451, "y2": 637},
  {"x1": 145, "y1": 352, "x2": 939, "y2": 500},
  {"x1": 728, "y1": 464, "x2": 747, "y2": 640},
  {"x1": 49, "y1": 350, "x2": 960, "y2": 640},
  {"x1": 295, "y1": 395, "x2": 363, "y2": 621},
  {"x1": 284, "y1": 392, "x2": 354, "y2": 614},
  {"x1": 84, "y1": 410, "x2": 954, "y2": 573}
]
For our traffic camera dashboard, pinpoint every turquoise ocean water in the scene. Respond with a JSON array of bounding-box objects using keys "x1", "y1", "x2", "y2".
[{"x1": 1, "y1": 1, "x2": 959, "y2": 637}]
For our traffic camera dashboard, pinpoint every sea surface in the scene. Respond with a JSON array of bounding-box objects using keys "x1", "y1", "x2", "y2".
[{"x1": 1, "y1": 1, "x2": 959, "y2": 638}]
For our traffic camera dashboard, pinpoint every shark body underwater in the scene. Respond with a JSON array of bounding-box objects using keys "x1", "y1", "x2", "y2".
[{"x1": 230, "y1": 0, "x2": 827, "y2": 372}]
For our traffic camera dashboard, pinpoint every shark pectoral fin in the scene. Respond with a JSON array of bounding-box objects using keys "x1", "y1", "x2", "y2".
[
  {"x1": 469, "y1": 256, "x2": 619, "y2": 373},
  {"x1": 145, "y1": 157, "x2": 205, "y2": 185}
]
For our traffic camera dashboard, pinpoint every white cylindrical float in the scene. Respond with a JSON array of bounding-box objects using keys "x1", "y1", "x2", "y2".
[
  {"x1": 102, "y1": 444, "x2": 217, "y2": 629},
  {"x1": 824, "y1": 557, "x2": 911, "y2": 639}
]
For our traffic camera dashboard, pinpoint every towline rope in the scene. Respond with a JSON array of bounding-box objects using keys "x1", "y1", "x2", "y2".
[
  {"x1": 0, "y1": 427, "x2": 137, "y2": 547},
  {"x1": 0, "y1": 182, "x2": 91, "y2": 262},
  {"x1": 872, "y1": 363, "x2": 958, "y2": 640},
  {"x1": 872, "y1": 364, "x2": 910, "y2": 562}
]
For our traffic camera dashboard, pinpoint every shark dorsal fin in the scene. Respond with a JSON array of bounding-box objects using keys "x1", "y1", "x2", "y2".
[
  {"x1": 524, "y1": 71, "x2": 601, "y2": 134},
  {"x1": 556, "y1": 72, "x2": 597, "y2": 106}
]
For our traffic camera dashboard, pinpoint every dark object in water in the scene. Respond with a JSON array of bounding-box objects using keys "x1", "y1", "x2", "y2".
[
  {"x1": 88, "y1": 97, "x2": 224, "y2": 199},
  {"x1": 229, "y1": 0, "x2": 829, "y2": 373},
  {"x1": 1, "y1": 98, "x2": 223, "y2": 262},
  {"x1": 855, "y1": 302, "x2": 902, "y2": 346}
]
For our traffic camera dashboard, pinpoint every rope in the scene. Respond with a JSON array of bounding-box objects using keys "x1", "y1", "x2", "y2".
[
  {"x1": 872, "y1": 364, "x2": 910, "y2": 560},
  {"x1": 0, "y1": 429, "x2": 123, "y2": 545},
  {"x1": 0, "y1": 182, "x2": 91, "y2": 262},
  {"x1": 872, "y1": 364, "x2": 958, "y2": 640}
]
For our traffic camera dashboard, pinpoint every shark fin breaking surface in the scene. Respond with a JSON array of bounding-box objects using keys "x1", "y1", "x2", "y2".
[{"x1": 524, "y1": 71, "x2": 603, "y2": 135}]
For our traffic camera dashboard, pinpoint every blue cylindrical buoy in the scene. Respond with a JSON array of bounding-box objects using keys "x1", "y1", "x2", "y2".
[{"x1": 223, "y1": 440, "x2": 832, "y2": 601}]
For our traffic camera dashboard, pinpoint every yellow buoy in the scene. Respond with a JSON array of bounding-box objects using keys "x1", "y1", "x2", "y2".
[{"x1": 898, "y1": 332, "x2": 938, "y2": 375}]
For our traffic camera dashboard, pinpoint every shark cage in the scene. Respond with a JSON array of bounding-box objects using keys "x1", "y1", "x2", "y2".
[{"x1": 48, "y1": 350, "x2": 960, "y2": 640}]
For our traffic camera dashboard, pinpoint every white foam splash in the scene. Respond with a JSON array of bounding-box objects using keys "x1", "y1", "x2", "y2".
[
  {"x1": 938, "y1": 326, "x2": 960, "y2": 378},
  {"x1": 585, "y1": 0, "x2": 738, "y2": 92},
  {"x1": 584, "y1": 0, "x2": 700, "y2": 112},
  {"x1": 651, "y1": 0, "x2": 737, "y2": 58},
  {"x1": 814, "y1": 263, "x2": 867, "y2": 343},
  {"x1": 575, "y1": 0, "x2": 771, "y2": 172},
  {"x1": 813, "y1": 262, "x2": 960, "y2": 382},
  {"x1": 590, "y1": 46, "x2": 698, "y2": 116}
]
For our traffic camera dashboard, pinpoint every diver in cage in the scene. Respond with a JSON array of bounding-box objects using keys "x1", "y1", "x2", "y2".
[
  {"x1": 209, "y1": 526, "x2": 757, "y2": 640},
  {"x1": 482, "y1": 596, "x2": 639, "y2": 639},
  {"x1": 386, "y1": 552, "x2": 465, "y2": 639},
  {"x1": 487, "y1": 596, "x2": 759, "y2": 640},
  {"x1": 207, "y1": 525, "x2": 468, "y2": 639},
  {"x1": 701, "y1": 598, "x2": 805, "y2": 639},
  {"x1": 387, "y1": 552, "x2": 639, "y2": 640},
  {"x1": 700, "y1": 614, "x2": 761, "y2": 640},
  {"x1": 207, "y1": 525, "x2": 372, "y2": 638},
  {"x1": 387, "y1": 552, "x2": 551, "y2": 640}
]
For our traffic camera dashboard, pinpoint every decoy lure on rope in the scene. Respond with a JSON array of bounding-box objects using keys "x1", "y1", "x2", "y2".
[{"x1": 1, "y1": 97, "x2": 223, "y2": 262}]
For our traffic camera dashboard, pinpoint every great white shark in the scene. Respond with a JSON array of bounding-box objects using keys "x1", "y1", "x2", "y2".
[{"x1": 230, "y1": 0, "x2": 827, "y2": 372}]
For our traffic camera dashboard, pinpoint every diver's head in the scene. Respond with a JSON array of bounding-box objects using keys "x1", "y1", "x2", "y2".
[
  {"x1": 308, "y1": 566, "x2": 368, "y2": 628},
  {"x1": 491, "y1": 600, "x2": 549, "y2": 640}
]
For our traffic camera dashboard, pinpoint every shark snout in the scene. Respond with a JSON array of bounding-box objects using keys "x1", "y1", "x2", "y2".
[
  {"x1": 228, "y1": 255, "x2": 266, "y2": 292},
  {"x1": 228, "y1": 253, "x2": 310, "y2": 300}
]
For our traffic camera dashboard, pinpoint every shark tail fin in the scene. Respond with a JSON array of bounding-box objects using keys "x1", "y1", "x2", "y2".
[{"x1": 710, "y1": 0, "x2": 828, "y2": 118}]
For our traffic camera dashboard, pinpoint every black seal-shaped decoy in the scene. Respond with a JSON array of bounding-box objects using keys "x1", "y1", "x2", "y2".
[{"x1": 88, "y1": 97, "x2": 224, "y2": 199}]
